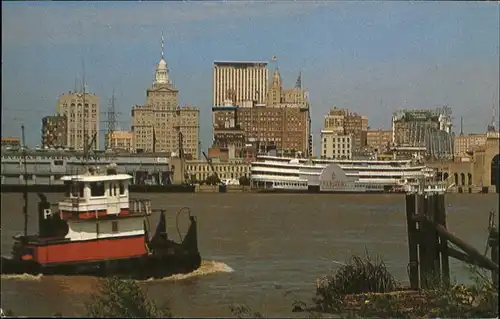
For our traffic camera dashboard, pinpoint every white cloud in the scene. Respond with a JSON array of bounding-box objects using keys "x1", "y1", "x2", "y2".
[{"x1": 2, "y1": 1, "x2": 331, "y2": 47}]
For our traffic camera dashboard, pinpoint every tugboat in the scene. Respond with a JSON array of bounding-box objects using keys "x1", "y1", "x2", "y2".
[{"x1": 0, "y1": 164, "x2": 201, "y2": 279}]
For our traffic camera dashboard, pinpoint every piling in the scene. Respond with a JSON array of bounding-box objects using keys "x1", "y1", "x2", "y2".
[
  {"x1": 406, "y1": 191, "x2": 498, "y2": 290},
  {"x1": 436, "y1": 193, "x2": 450, "y2": 285},
  {"x1": 416, "y1": 194, "x2": 430, "y2": 288},
  {"x1": 489, "y1": 224, "x2": 499, "y2": 287},
  {"x1": 405, "y1": 194, "x2": 419, "y2": 289}
]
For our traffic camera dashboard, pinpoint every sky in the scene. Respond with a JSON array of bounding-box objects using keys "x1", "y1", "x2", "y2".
[{"x1": 2, "y1": 1, "x2": 499, "y2": 154}]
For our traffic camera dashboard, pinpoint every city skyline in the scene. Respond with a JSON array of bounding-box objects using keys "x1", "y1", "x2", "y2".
[{"x1": 2, "y1": 1, "x2": 499, "y2": 153}]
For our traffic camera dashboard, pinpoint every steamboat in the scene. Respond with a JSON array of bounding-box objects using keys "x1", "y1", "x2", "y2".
[
  {"x1": 0, "y1": 164, "x2": 201, "y2": 279},
  {"x1": 250, "y1": 155, "x2": 447, "y2": 193}
]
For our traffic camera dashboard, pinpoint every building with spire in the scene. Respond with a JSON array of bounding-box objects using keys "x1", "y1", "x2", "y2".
[
  {"x1": 267, "y1": 67, "x2": 308, "y2": 106},
  {"x1": 211, "y1": 61, "x2": 312, "y2": 157},
  {"x1": 131, "y1": 33, "x2": 199, "y2": 159}
]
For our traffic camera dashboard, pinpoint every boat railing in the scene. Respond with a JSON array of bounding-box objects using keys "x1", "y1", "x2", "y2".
[{"x1": 129, "y1": 198, "x2": 152, "y2": 216}]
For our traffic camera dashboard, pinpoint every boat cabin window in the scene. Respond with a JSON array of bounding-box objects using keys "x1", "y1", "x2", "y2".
[
  {"x1": 112, "y1": 221, "x2": 119, "y2": 233},
  {"x1": 90, "y1": 182, "x2": 105, "y2": 197},
  {"x1": 119, "y1": 182, "x2": 125, "y2": 195},
  {"x1": 65, "y1": 181, "x2": 84, "y2": 198}
]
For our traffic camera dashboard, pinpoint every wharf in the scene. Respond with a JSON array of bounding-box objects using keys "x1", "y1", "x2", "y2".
[{"x1": 195, "y1": 185, "x2": 250, "y2": 193}]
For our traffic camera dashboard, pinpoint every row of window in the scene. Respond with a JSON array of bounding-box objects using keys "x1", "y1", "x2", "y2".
[{"x1": 65, "y1": 181, "x2": 126, "y2": 198}]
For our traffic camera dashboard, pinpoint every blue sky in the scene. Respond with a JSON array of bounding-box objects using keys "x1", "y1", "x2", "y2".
[{"x1": 2, "y1": 1, "x2": 499, "y2": 153}]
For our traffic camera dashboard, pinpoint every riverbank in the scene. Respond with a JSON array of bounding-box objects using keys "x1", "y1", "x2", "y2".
[{"x1": 2, "y1": 184, "x2": 497, "y2": 194}]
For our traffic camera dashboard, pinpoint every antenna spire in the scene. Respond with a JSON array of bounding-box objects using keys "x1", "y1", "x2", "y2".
[
  {"x1": 161, "y1": 31, "x2": 164, "y2": 60},
  {"x1": 460, "y1": 116, "x2": 464, "y2": 136},
  {"x1": 492, "y1": 104, "x2": 496, "y2": 131}
]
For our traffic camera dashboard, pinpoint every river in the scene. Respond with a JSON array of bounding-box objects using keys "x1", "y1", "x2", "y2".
[{"x1": 1, "y1": 193, "x2": 498, "y2": 317}]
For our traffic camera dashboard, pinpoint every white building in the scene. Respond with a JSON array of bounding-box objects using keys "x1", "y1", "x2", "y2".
[
  {"x1": 212, "y1": 61, "x2": 269, "y2": 107},
  {"x1": 320, "y1": 130, "x2": 352, "y2": 159}
]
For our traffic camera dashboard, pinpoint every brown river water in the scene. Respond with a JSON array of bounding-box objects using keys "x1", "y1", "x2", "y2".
[{"x1": 1, "y1": 193, "x2": 499, "y2": 317}]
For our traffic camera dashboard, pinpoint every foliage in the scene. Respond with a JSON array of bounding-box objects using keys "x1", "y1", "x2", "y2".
[
  {"x1": 238, "y1": 175, "x2": 251, "y2": 186},
  {"x1": 85, "y1": 277, "x2": 171, "y2": 318},
  {"x1": 311, "y1": 255, "x2": 498, "y2": 318},
  {"x1": 1, "y1": 309, "x2": 61, "y2": 318},
  {"x1": 312, "y1": 252, "x2": 397, "y2": 313},
  {"x1": 205, "y1": 174, "x2": 219, "y2": 186},
  {"x1": 229, "y1": 304, "x2": 263, "y2": 318}
]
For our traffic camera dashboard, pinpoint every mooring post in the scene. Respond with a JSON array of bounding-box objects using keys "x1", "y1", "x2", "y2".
[
  {"x1": 417, "y1": 193, "x2": 429, "y2": 289},
  {"x1": 437, "y1": 193, "x2": 450, "y2": 285},
  {"x1": 489, "y1": 225, "x2": 499, "y2": 288},
  {"x1": 405, "y1": 193, "x2": 419, "y2": 289},
  {"x1": 430, "y1": 193, "x2": 441, "y2": 284},
  {"x1": 424, "y1": 193, "x2": 439, "y2": 286}
]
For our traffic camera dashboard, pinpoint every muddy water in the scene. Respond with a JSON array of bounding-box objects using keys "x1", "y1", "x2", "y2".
[{"x1": 1, "y1": 193, "x2": 498, "y2": 317}]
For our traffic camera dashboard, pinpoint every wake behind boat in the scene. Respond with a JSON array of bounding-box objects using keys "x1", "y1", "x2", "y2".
[{"x1": 1, "y1": 165, "x2": 201, "y2": 280}]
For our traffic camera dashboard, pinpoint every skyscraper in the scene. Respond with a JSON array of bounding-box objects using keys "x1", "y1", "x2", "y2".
[
  {"x1": 56, "y1": 89, "x2": 100, "y2": 150},
  {"x1": 132, "y1": 33, "x2": 199, "y2": 158},
  {"x1": 212, "y1": 61, "x2": 269, "y2": 107},
  {"x1": 211, "y1": 64, "x2": 311, "y2": 156}
]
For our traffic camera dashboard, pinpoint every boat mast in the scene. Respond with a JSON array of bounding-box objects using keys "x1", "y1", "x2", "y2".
[{"x1": 21, "y1": 125, "x2": 28, "y2": 237}]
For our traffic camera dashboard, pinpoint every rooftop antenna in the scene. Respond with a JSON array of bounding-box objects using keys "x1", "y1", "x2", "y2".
[
  {"x1": 82, "y1": 57, "x2": 89, "y2": 163},
  {"x1": 161, "y1": 31, "x2": 164, "y2": 60},
  {"x1": 460, "y1": 116, "x2": 464, "y2": 136},
  {"x1": 104, "y1": 89, "x2": 120, "y2": 150},
  {"x1": 295, "y1": 71, "x2": 302, "y2": 89},
  {"x1": 21, "y1": 124, "x2": 28, "y2": 237},
  {"x1": 492, "y1": 102, "x2": 497, "y2": 131},
  {"x1": 487, "y1": 98, "x2": 497, "y2": 132}
]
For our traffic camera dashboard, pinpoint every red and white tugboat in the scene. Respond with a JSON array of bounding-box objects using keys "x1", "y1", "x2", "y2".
[{"x1": 1, "y1": 164, "x2": 201, "y2": 279}]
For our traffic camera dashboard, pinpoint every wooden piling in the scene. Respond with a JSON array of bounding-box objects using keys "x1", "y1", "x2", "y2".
[
  {"x1": 421, "y1": 193, "x2": 439, "y2": 286},
  {"x1": 405, "y1": 193, "x2": 419, "y2": 290},
  {"x1": 436, "y1": 193, "x2": 450, "y2": 285},
  {"x1": 417, "y1": 193, "x2": 430, "y2": 289},
  {"x1": 434, "y1": 224, "x2": 499, "y2": 271},
  {"x1": 429, "y1": 193, "x2": 441, "y2": 283},
  {"x1": 489, "y1": 225, "x2": 499, "y2": 287}
]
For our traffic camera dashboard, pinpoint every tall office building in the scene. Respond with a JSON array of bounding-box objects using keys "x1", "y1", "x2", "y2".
[
  {"x1": 211, "y1": 62, "x2": 311, "y2": 157},
  {"x1": 212, "y1": 61, "x2": 268, "y2": 107},
  {"x1": 392, "y1": 106, "x2": 454, "y2": 159},
  {"x1": 41, "y1": 115, "x2": 68, "y2": 148},
  {"x1": 323, "y1": 107, "x2": 367, "y2": 153},
  {"x1": 366, "y1": 129, "x2": 392, "y2": 152},
  {"x1": 56, "y1": 90, "x2": 100, "y2": 150},
  {"x1": 132, "y1": 34, "x2": 200, "y2": 158}
]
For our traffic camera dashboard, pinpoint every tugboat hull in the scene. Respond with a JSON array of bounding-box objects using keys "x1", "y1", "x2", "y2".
[
  {"x1": 1, "y1": 252, "x2": 201, "y2": 280},
  {"x1": 1, "y1": 194, "x2": 202, "y2": 280}
]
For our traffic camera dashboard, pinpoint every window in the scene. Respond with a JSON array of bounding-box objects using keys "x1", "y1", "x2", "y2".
[
  {"x1": 90, "y1": 182, "x2": 105, "y2": 197},
  {"x1": 67, "y1": 182, "x2": 84, "y2": 198},
  {"x1": 112, "y1": 221, "x2": 119, "y2": 233},
  {"x1": 64, "y1": 181, "x2": 71, "y2": 197}
]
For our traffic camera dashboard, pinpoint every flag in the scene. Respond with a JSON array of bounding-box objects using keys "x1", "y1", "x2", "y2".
[{"x1": 271, "y1": 56, "x2": 277, "y2": 62}]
